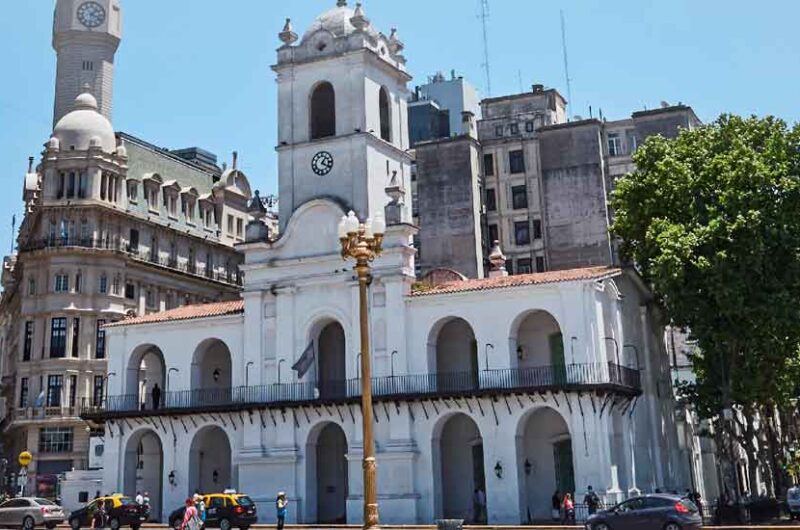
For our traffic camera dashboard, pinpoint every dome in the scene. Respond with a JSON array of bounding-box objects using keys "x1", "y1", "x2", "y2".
[
  {"x1": 52, "y1": 91, "x2": 116, "y2": 153},
  {"x1": 302, "y1": 1, "x2": 357, "y2": 42}
]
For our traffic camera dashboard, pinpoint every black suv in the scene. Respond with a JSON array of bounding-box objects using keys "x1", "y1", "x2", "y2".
[
  {"x1": 69, "y1": 495, "x2": 146, "y2": 530},
  {"x1": 169, "y1": 493, "x2": 257, "y2": 530}
]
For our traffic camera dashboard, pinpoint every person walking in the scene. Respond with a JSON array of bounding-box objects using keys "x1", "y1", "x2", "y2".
[
  {"x1": 562, "y1": 492, "x2": 575, "y2": 523},
  {"x1": 151, "y1": 384, "x2": 161, "y2": 410},
  {"x1": 142, "y1": 491, "x2": 151, "y2": 521},
  {"x1": 551, "y1": 490, "x2": 561, "y2": 521},
  {"x1": 180, "y1": 498, "x2": 200, "y2": 530},
  {"x1": 584, "y1": 485, "x2": 600, "y2": 515},
  {"x1": 275, "y1": 492, "x2": 288, "y2": 530},
  {"x1": 90, "y1": 500, "x2": 107, "y2": 530},
  {"x1": 135, "y1": 491, "x2": 144, "y2": 505},
  {"x1": 193, "y1": 492, "x2": 206, "y2": 528}
]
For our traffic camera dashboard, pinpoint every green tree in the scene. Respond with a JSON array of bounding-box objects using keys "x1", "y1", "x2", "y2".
[{"x1": 611, "y1": 115, "x2": 800, "y2": 496}]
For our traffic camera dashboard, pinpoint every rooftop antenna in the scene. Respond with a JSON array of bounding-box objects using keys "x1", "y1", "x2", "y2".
[
  {"x1": 517, "y1": 70, "x2": 524, "y2": 93},
  {"x1": 560, "y1": 10, "x2": 574, "y2": 120},
  {"x1": 479, "y1": 0, "x2": 492, "y2": 97}
]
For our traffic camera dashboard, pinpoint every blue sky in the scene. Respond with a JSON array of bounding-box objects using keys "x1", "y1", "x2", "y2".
[{"x1": 1, "y1": 0, "x2": 798, "y2": 255}]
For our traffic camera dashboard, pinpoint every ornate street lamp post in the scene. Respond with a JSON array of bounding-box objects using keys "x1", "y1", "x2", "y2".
[{"x1": 338, "y1": 210, "x2": 385, "y2": 530}]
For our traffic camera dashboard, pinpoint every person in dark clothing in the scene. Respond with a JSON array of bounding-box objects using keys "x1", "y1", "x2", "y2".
[
  {"x1": 584, "y1": 485, "x2": 600, "y2": 515},
  {"x1": 151, "y1": 383, "x2": 161, "y2": 410}
]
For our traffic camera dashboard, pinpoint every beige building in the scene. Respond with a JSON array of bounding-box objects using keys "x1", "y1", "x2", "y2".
[{"x1": 0, "y1": 0, "x2": 255, "y2": 494}]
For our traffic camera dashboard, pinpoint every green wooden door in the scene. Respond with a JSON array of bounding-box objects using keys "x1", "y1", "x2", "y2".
[
  {"x1": 553, "y1": 439, "x2": 575, "y2": 495},
  {"x1": 549, "y1": 332, "x2": 566, "y2": 385}
]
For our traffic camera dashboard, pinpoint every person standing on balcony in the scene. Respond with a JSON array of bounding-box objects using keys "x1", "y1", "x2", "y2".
[
  {"x1": 151, "y1": 384, "x2": 161, "y2": 410},
  {"x1": 275, "y1": 492, "x2": 288, "y2": 530}
]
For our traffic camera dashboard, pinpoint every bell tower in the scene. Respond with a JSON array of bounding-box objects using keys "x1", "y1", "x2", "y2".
[
  {"x1": 273, "y1": 1, "x2": 413, "y2": 231},
  {"x1": 53, "y1": 0, "x2": 122, "y2": 126}
]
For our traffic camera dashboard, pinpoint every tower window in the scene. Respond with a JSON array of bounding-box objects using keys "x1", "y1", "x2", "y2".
[
  {"x1": 379, "y1": 87, "x2": 392, "y2": 142},
  {"x1": 82, "y1": 61, "x2": 94, "y2": 71},
  {"x1": 310, "y1": 82, "x2": 336, "y2": 140}
]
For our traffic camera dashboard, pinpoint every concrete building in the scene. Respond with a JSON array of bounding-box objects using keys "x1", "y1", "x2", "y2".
[
  {"x1": 0, "y1": 0, "x2": 255, "y2": 496},
  {"x1": 417, "y1": 71, "x2": 480, "y2": 140},
  {"x1": 85, "y1": 2, "x2": 687, "y2": 525}
]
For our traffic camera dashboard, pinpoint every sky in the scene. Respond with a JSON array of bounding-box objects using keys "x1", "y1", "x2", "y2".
[{"x1": 1, "y1": 0, "x2": 799, "y2": 255}]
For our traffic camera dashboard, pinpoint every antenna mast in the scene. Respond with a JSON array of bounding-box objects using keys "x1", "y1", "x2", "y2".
[
  {"x1": 479, "y1": 0, "x2": 492, "y2": 97},
  {"x1": 560, "y1": 10, "x2": 574, "y2": 119}
]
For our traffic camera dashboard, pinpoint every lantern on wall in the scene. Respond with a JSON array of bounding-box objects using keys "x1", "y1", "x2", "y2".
[{"x1": 494, "y1": 461, "x2": 503, "y2": 479}]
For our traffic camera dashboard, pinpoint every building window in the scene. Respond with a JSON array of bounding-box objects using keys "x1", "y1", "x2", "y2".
[
  {"x1": 227, "y1": 215, "x2": 234, "y2": 235},
  {"x1": 80, "y1": 219, "x2": 89, "y2": 242},
  {"x1": 71, "y1": 318, "x2": 80, "y2": 358},
  {"x1": 99, "y1": 275, "x2": 108, "y2": 294},
  {"x1": 506, "y1": 259, "x2": 513, "y2": 275},
  {"x1": 50, "y1": 318, "x2": 67, "y2": 358},
  {"x1": 28, "y1": 278, "x2": 35, "y2": 295},
  {"x1": 514, "y1": 221, "x2": 530, "y2": 246},
  {"x1": 488, "y1": 224, "x2": 499, "y2": 246},
  {"x1": 112, "y1": 275, "x2": 121, "y2": 295},
  {"x1": 19, "y1": 377, "x2": 28, "y2": 408},
  {"x1": 310, "y1": 82, "x2": 336, "y2": 139},
  {"x1": 536, "y1": 256, "x2": 546, "y2": 272},
  {"x1": 96, "y1": 319, "x2": 106, "y2": 359},
  {"x1": 485, "y1": 189, "x2": 497, "y2": 212},
  {"x1": 148, "y1": 188, "x2": 159, "y2": 210},
  {"x1": 82, "y1": 60, "x2": 93, "y2": 71},
  {"x1": 128, "y1": 229, "x2": 139, "y2": 254},
  {"x1": 69, "y1": 375, "x2": 78, "y2": 407},
  {"x1": 79, "y1": 174, "x2": 88, "y2": 198},
  {"x1": 483, "y1": 153, "x2": 495, "y2": 176},
  {"x1": 169, "y1": 242, "x2": 177, "y2": 266},
  {"x1": 495, "y1": 125, "x2": 503, "y2": 138},
  {"x1": 46, "y1": 375, "x2": 63, "y2": 407},
  {"x1": 54, "y1": 274, "x2": 69, "y2": 293},
  {"x1": 67, "y1": 172, "x2": 76, "y2": 198},
  {"x1": 128, "y1": 181, "x2": 138, "y2": 201},
  {"x1": 124, "y1": 283, "x2": 135, "y2": 300},
  {"x1": 517, "y1": 258, "x2": 533, "y2": 274},
  {"x1": 56, "y1": 173, "x2": 65, "y2": 199},
  {"x1": 204, "y1": 208, "x2": 214, "y2": 229},
  {"x1": 146, "y1": 289, "x2": 155, "y2": 308},
  {"x1": 74, "y1": 271, "x2": 82, "y2": 293},
  {"x1": 511, "y1": 185, "x2": 528, "y2": 209},
  {"x1": 379, "y1": 86, "x2": 392, "y2": 142},
  {"x1": 509, "y1": 123, "x2": 519, "y2": 135},
  {"x1": 38, "y1": 427, "x2": 72, "y2": 453},
  {"x1": 533, "y1": 219, "x2": 542, "y2": 240},
  {"x1": 168, "y1": 195, "x2": 178, "y2": 217},
  {"x1": 93, "y1": 375, "x2": 104, "y2": 407},
  {"x1": 23, "y1": 321, "x2": 33, "y2": 361},
  {"x1": 509, "y1": 150, "x2": 525, "y2": 174},
  {"x1": 608, "y1": 133, "x2": 622, "y2": 157},
  {"x1": 525, "y1": 120, "x2": 535, "y2": 133},
  {"x1": 236, "y1": 218, "x2": 243, "y2": 238}
]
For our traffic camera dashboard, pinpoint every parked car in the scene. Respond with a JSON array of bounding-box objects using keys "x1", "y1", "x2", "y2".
[
  {"x1": 585, "y1": 494, "x2": 702, "y2": 530},
  {"x1": 169, "y1": 492, "x2": 257, "y2": 530},
  {"x1": 788, "y1": 486, "x2": 800, "y2": 519},
  {"x1": 0, "y1": 497, "x2": 65, "y2": 530},
  {"x1": 68, "y1": 494, "x2": 146, "y2": 530}
]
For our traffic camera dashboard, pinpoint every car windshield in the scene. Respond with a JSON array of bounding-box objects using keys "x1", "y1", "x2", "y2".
[
  {"x1": 35, "y1": 498, "x2": 57, "y2": 506},
  {"x1": 236, "y1": 496, "x2": 254, "y2": 507}
]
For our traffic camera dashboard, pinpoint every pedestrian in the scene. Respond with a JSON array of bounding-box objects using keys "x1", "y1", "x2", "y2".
[
  {"x1": 135, "y1": 491, "x2": 144, "y2": 505},
  {"x1": 551, "y1": 490, "x2": 561, "y2": 521},
  {"x1": 471, "y1": 487, "x2": 486, "y2": 523},
  {"x1": 142, "y1": 491, "x2": 151, "y2": 521},
  {"x1": 91, "y1": 499, "x2": 106, "y2": 530},
  {"x1": 181, "y1": 498, "x2": 200, "y2": 530},
  {"x1": 275, "y1": 492, "x2": 288, "y2": 530},
  {"x1": 692, "y1": 490, "x2": 702, "y2": 507},
  {"x1": 151, "y1": 383, "x2": 161, "y2": 410},
  {"x1": 193, "y1": 492, "x2": 206, "y2": 528},
  {"x1": 584, "y1": 485, "x2": 600, "y2": 515},
  {"x1": 562, "y1": 492, "x2": 575, "y2": 523}
]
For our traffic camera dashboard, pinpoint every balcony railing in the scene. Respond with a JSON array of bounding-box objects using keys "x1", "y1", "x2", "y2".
[
  {"x1": 81, "y1": 362, "x2": 640, "y2": 418},
  {"x1": 12, "y1": 406, "x2": 80, "y2": 421},
  {"x1": 19, "y1": 237, "x2": 242, "y2": 286}
]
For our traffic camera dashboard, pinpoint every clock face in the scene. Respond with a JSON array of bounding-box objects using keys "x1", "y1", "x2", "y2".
[
  {"x1": 77, "y1": 1, "x2": 106, "y2": 28},
  {"x1": 311, "y1": 151, "x2": 334, "y2": 176}
]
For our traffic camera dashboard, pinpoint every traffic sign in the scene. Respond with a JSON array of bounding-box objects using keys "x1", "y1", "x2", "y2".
[{"x1": 18, "y1": 451, "x2": 32, "y2": 467}]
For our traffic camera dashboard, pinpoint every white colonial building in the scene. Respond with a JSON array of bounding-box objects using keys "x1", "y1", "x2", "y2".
[{"x1": 90, "y1": 1, "x2": 687, "y2": 525}]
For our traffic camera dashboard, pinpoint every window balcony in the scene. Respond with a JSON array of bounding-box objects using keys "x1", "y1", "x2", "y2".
[{"x1": 80, "y1": 362, "x2": 641, "y2": 420}]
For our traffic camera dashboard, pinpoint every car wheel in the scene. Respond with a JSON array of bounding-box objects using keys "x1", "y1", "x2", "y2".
[
  {"x1": 593, "y1": 524, "x2": 611, "y2": 530},
  {"x1": 70, "y1": 518, "x2": 81, "y2": 530},
  {"x1": 219, "y1": 517, "x2": 231, "y2": 530},
  {"x1": 109, "y1": 517, "x2": 121, "y2": 530},
  {"x1": 22, "y1": 515, "x2": 35, "y2": 530},
  {"x1": 664, "y1": 523, "x2": 682, "y2": 530}
]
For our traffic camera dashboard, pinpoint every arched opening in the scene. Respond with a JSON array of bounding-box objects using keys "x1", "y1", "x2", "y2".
[
  {"x1": 191, "y1": 339, "x2": 233, "y2": 406},
  {"x1": 379, "y1": 87, "x2": 392, "y2": 142},
  {"x1": 434, "y1": 413, "x2": 486, "y2": 523},
  {"x1": 317, "y1": 322, "x2": 346, "y2": 399},
  {"x1": 123, "y1": 430, "x2": 163, "y2": 522},
  {"x1": 310, "y1": 82, "x2": 336, "y2": 140},
  {"x1": 306, "y1": 422, "x2": 349, "y2": 524},
  {"x1": 188, "y1": 426, "x2": 232, "y2": 494},
  {"x1": 511, "y1": 310, "x2": 565, "y2": 384},
  {"x1": 126, "y1": 345, "x2": 166, "y2": 411},
  {"x1": 431, "y1": 318, "x2": 479, "y2": 391},
  {"x1": 516, "y1": 407, "x2": 574, "y2": 522}
]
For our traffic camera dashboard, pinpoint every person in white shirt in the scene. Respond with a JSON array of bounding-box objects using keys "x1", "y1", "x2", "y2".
[{"x1": 135, "y1": 491, "x2": 144, "y2": 505}]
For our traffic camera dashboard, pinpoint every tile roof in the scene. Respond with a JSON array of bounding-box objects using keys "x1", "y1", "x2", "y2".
[
  {"x1": 106, "y1": 299, "x2": 244, "y2": 328},
  {"x1": 410, "y1": 266, "x2": 622, "y2": 297}
]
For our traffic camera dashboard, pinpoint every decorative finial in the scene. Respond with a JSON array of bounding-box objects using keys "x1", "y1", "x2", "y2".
[
  {"x1": 81, "y1": 82, "x2": 92, "y2": 94},
  {"x1": 248, "y1": 190, "x2": 267, "y2": 219},
  {"x1": 27, "y1": 157, "x2": 34, "y2": 173},
  {"x1": 279, "y1": 18, "x2": 298, "y2": 46},
  {"x1": 389, "y1": 27, "x2": 404, "y2": 54},
  {"x1": 350, "y1": 3, "x2": 370, "y2": 31},
  {"x1": 232, "y1": 151, "x2": 238, "y2": 170},
  {"x1": 488, "y1": 241, "x2": 508, "y2": 278}
]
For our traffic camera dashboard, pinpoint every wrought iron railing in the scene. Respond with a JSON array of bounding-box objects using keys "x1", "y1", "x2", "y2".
[
  {"x1": 81, "y1": 362, "x2": 640, "y2": 417},
  {"x1": 19, "y1": 237, "x2": 242, "y2": 286}
]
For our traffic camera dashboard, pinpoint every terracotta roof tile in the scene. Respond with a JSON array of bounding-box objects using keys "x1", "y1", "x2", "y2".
[
  {"x1": 410, "y1": 266, "x2": 621, "y2": 297},
  {"x1": 106, "y1": 299, "x2": 244, "y2": 328}
]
